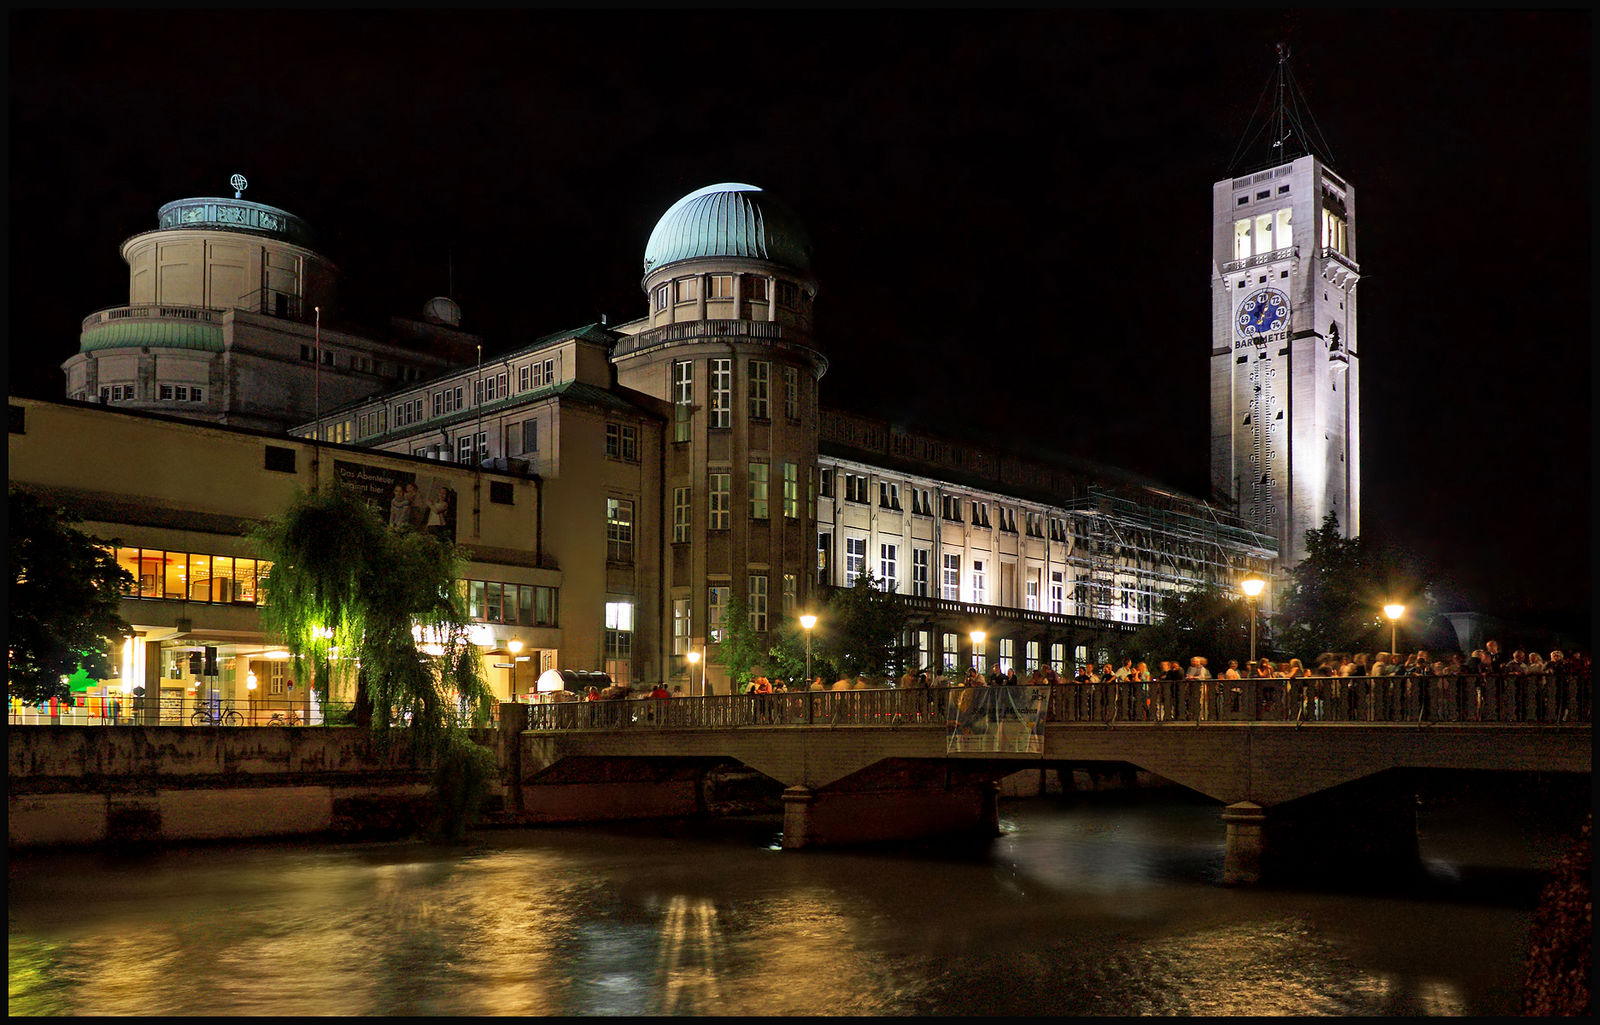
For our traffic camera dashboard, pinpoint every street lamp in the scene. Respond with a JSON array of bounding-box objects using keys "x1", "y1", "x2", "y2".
[
  {"x1": 686, "y1": 648, "x2": 705, "y2": 696},
  {"x1": 799, "y1": 614, "x2": 818, "y2": 686},
  {"x1": 1240, "y1": 573, "x2": 1266, "y2": 664},
  {"x1": 970, "y1": 629, "x2": 986, "y2": 673},
  {"x1": 1383, "y1": 603, "x2": 1405, "y2": 656}
]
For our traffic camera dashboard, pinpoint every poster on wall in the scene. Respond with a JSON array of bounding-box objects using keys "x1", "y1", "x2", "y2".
[{"x1": 334, "y1": 460, "x2": 458, "y2": 542}]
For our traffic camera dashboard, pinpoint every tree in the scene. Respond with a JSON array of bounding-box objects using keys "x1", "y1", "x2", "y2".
[
  {"x1": 713, "y1": 593, "x2": 765, "y2": 691},
  {"x1": 768, "y1": 574, "x2": 910, "y2": 683},
  {"x1": 8, "y1": 488, "x2": 133, "y2": 705},
  {"x1": 253, "y1": 486, "x2": 495, "y2": 837},
  {"x1": 1275, "y1": 511, "x2": 1440, "y2": 659},
  {"x1": 1126, "y1": 584, "x2": 1255, "y2": 668}
]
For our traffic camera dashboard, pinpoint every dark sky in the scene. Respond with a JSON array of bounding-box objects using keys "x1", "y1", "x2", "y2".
[{"x1": 8, "y1": 10, "x2": 1592, "y2": 628}]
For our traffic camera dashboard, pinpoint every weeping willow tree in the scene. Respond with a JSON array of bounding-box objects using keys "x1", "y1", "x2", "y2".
[{"x1": 253, "y1": 486, "x2": 495, "y2": 837}]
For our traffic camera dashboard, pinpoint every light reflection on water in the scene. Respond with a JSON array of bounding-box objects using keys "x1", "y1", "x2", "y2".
[{"x1": 7, "y1": 790, "x2": 1571, "y2": 1016}]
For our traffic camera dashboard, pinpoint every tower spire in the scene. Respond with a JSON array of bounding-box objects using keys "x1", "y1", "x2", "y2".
[{"x1": 1226, "y1": 43, "x2": 1338, "y2": 175}]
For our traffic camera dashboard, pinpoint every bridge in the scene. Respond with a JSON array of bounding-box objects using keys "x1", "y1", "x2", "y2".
[{"x1": 509, "y1": 676, "x2": 1590, "y2": 884}]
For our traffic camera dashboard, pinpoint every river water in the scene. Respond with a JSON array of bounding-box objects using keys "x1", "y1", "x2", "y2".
[{"x1": 8, "y1": 782, "x2": 1585, "y2": 1016}]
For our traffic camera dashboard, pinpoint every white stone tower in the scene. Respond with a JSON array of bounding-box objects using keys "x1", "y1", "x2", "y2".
[{"x1": 1209, "y1": 47, "x2": 1360, "y2": 566}]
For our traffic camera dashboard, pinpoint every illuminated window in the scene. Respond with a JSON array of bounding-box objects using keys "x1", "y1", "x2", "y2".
[
  {"x1": 970, "y1": 559, "x2": 986, "y2": 603},
  {"x1": 673, "y1": 360, "x2": 693, "y2": 442},
  {"x1": 879, "y1": 543, "x2": 898, "y2": 592},
  {"x1": 708, "y1": 586, "x2": 729, "y2": 642},
  {"x1": 942, "y1": 632, "x2": 958, "y2": 671},
  {"x1": 782, "y1": 573, "x2": 796, "y2": 612},
  {"x1": 653, "y1": 284, "x2": 670, "y2": 312},
  {"x1": 672, "y1": 598, "x2": 691, "y2": 655},
  {"x1": 844, "y1": 536, "x2": 866, "y2": 586},
  {"x1": 942, "y1": 553, "x2": 960, "y2": 600},
  {"x1": 782, "y1": 462, "x2": 798, "y2": 518},
  {"x1": 999, "y1": 638, "x2": 1015, "y2": 673},
  {"x1": 1025, "y1": 640, "x2": 1040, "y2": 670},
  {"x1": 912, "y1": 548, "x2": 929, "y2": 597},
  {"x1": 604, "y1": 601, "x2": 633, "y2": 684},
  {"x1": 606, "y1": 498, "x2": 634, "y2": 563},
  {"x1": 784, "y1": 366, "x2": 799, "y2": 421}
]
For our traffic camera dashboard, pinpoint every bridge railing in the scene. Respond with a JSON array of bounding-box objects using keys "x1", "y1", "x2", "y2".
[{"x1": 523, "y1": 673, "x2": 1588, "y2": 731}]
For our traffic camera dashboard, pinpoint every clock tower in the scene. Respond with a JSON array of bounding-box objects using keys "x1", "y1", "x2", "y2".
[{"x1": 1209, "y1": 48, "x2": 1360, "y2": 567}]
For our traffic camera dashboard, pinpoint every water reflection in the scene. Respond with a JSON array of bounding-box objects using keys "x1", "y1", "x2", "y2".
[{"x1": 7, "y1": 789, "x2": 1575, "y2": 1017}]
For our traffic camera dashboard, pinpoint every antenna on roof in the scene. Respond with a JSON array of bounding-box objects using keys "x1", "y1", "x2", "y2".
[{"x1": 1225, "y1": 43, "x2": 1338, "y2": 175}]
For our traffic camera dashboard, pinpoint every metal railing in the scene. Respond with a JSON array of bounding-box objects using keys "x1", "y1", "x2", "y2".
[
  {"x1": 7, "y1": 695, "x2": 499, "y2": 728},
  {"x1": 521, "y1": 674, "x2": 1590, "y2": 732},
  {"x1": 81, "y1": 304, "x2": 227, "y2": 333}
]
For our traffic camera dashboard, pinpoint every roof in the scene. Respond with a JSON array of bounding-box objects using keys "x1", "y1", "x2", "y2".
[
  {"x1": 79, "y1": 320, "x2": 224, "y2": 353},
  {"x1": 642, "y1": 183, "x2": 813, "y2": 275}
]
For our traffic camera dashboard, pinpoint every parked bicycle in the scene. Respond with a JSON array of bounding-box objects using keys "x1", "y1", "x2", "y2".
[
  {"x1": 190, "y1": 705, "x2": 244, "y2": 726},
  {"x1": 266, "y1": 710, "x2": 303, "y2": 726}
]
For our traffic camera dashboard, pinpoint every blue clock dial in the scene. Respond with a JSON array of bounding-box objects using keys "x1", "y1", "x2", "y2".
[{"x1": 1236, "y1": 287, "x2": 1289, "y2": 339}]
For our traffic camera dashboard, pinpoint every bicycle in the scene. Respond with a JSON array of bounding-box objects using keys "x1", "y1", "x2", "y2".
[
  {"x1": 266, "y1": 710, "x2": 303, "y2": 726},
  {"x1": 191, "y1": 706, "x2": 244, "y2": 726}
]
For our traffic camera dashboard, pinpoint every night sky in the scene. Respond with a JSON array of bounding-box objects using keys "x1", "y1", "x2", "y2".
[{"x1": 8, "y1": 10, "x2": 1591, "y2": 630}]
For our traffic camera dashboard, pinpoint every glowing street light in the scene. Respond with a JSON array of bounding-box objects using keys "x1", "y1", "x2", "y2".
[
  {"x1": 799, "y1": 614, "x2": 818, "y2": 686},
  {"x1": 686, "y1": 647, "x2": 705, "y2": 696},
  {"x1": 1240, "y1": 573, "x2": 1266, "y2": 664},
  {"x1": 1383, "y1": 603, "x2": 1405, "y2": 656}
]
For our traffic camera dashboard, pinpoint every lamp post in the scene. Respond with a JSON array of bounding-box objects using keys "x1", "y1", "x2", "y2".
[
  {"x1": 1240, "y1": 573, "x2": 1266, "y2": 664},
  {"x1": 686, "y1": 648, "x2": 704, "y2": 696},
  {"x1": 1383, "y1": 603, "x2": 1405, "y2": 656},
  {"x1": 246, "y1": 671, "x2": 257, "y2": 724},
  {"x1": 970, "y1": 629, "x2": 986, "y2": 674},
  {"x1": 799, "y1": 614, "x2": 817, "y2": 686}
]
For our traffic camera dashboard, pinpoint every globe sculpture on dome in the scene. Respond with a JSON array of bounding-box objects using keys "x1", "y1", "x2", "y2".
[{"x1": 643, "y1": 183, "x2": 813, "y2": 275}]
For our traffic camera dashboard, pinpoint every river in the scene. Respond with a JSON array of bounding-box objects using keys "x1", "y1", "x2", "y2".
[{"x1": 7, "y1": 779, "x2": 1585, "y2": 1016}]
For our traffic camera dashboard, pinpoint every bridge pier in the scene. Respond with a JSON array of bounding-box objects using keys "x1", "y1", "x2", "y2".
[
  {"x1": 781, "y1": 781, "x2": 1001, "y2": 849},
  {"x1": 1222, "y1": 775, "x2": 1419, "y2": 886}
]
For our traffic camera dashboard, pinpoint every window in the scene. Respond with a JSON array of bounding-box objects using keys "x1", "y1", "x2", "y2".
[
  {"x1": 942, "y1": 553, "x2": 961, "y2": 600},
  {"x1": 604, "y1": 601, "x2": 633, "y2": 684},
  {"x1": 941, "y1": 494, "x2": 963, "y2": 521},
  {"x1": 710, "y1": 358, "x2": 731, "y2": 429},
  {"x1": 708, "y1": 274, "x2": 733, "y2": 299},
  {"x1": 843, "y1": 473, "x2": 869, "y2": 504},
  {"x1": 653, "y1": 284, "x2": 670, "y2": 312},
  {"x1": 675, "y1": 278, "x2": 698, "y2": 304},
  {"x1": 747, "y1": 462, "x2": 769, "y2": 519},
  {"x1": 878, "y1": 481, "x2": 901, "y2": 511},
  {"x1": 817, "y1": 533, "x2": 831, "y2": 584},
  {"x1": 746, "y1": 275, "x2": 768, "y2": 301},
  {"x1": 672, "y1": 598, "x2": 691, "y2": 655},
  {"x1": 673, "y1": 360, "x2": 693, "y2": 443},
  {"x1": 113, "y1": 548, "x2": 270, "y2": 605},
  {"x1": 999, "y1": 507, "x2": 1016, "y2": 533},
  {"x1": 912, "y1": 548, "x2": 930, "y2": 597},
  {"x1": 708, "y1": 586, "x2": 729, "y2": 643},
  {"x1": 912, "y1": 489, "x2": 932, "y2": 517},
  {"x1": 1049, "y1": 517, "x2": 1066, "y2": 543},
  {"x1": 605, "y1": 423, "x2": 638, "y2": 462},
  {"x1": 1025, "y1": 512, "x2": 1043, "y2": 538},
  {"x1": 970, "y1": 559, "x2": 986, "y2": 603},
  {"x1": 518, "y1": 358, "x2": 556, "y2": 393},
  {"x1": 457, "y1": 432, "x2": 486, "y2": 464},
  {"x1": 917, "y1": 630, "x2": 931, "y2": 671},
  {"x1": 709, "y1": 472, "x2": 730, "y2": 530},
  {"x1": 748, "y1": 360, "x2": 769, "y2": 420},
  {"x1": 782, "y1": 573, "x2": 797, "y2": 613},
  {"x1": 879, "y1": 543, "x2": 898, "y2": 593},
  {"x1": 999, "y1": 638, "x2": 1015, "y2": 673},
  {"x1": 844, "y1": 537, "x2": 866, "y2": 586},
  {"x1": 1050, "y1": 642, "x2": 1065, "y2": 670},
  {"x1": 782, "y1": 462, "x2": 798, "y2": 518},
  {"x1": 489, "y1": 481, "x2": 513, "y2": 505},
  {"x1": 1025, "y1": 640, "x2": 1040, "y2": 670},
  {"x1": 159, "y1": 384, "x2": 172, "y2": 400},
  {"x1": 434, "y1": 386, "x2": 463, "y2": 417},
  {"x1": 784, "y1": 366, "x2": 799, "y2": 421},
  {"x1": 776, "y1": 280, "x2": 800, "y2": 309},
  {"x1": 606, "y1": 498, "x2": 634, "y2": 563},
  {"x1": 521, "y1": 418, "x2": 539, "y2": 453},
  {"x1": 971, "y1": 501, "x2": 991, "y2": 528},
  {"x1": 672, "y1": 487, "x2": 691, "y2": 543},
  {"x1": 264, "y1": 446, "x2": 296, "y2": 473},
  {"x1": 818, "y1": 467, "x2": 834, "y2": 499},
  {"x1": 748, "y1": 575, "x2": 768, "y2": 631},
  {"x1": 1026, "y1": 577, "x2": 1040, "y2": 611},
  {"x1": 942, "y1": 632, "x2": 958, "y2": 671}
]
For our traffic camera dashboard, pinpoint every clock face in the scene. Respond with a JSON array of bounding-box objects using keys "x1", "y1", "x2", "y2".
[{"x1": 1236, "y1": 287, "x2": 1290, "y2": 339}]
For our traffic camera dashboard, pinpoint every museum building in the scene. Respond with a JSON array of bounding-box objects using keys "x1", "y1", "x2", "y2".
[{"x1": 15, "y1": 179, "x2": 1307, "y2": 715}]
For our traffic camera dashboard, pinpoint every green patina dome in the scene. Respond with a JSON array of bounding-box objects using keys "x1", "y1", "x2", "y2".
[{"x1": 642, "y1": 183, "x2": 812, "y2": 276}]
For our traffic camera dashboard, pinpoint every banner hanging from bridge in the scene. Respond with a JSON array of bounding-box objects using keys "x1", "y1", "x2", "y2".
[{"x1": 946, "y1": 686, "x2": 1046, "y2": 754}]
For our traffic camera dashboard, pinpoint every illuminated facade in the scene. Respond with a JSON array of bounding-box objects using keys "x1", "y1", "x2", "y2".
[
  {"x1": 1209, "y1": 155, "x2": 1360, "y2": 565},
  {"x1": 61, "y1": 191, "x2": 476, "y2": 432}
]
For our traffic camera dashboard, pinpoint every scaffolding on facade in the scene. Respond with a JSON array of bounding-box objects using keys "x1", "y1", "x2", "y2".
[{"x1": 1063, "y1": 486, "x2": 1278, "y2": 624}]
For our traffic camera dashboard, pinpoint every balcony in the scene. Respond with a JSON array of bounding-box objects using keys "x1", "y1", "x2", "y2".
[{"x1": 79, "y1": 305, "x2": 226, "y2": 353}]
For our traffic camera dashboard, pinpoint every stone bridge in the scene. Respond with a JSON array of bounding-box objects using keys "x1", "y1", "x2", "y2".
[{"x1": 509, "y1": 680, "x2": 1590, "y2": 883}]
